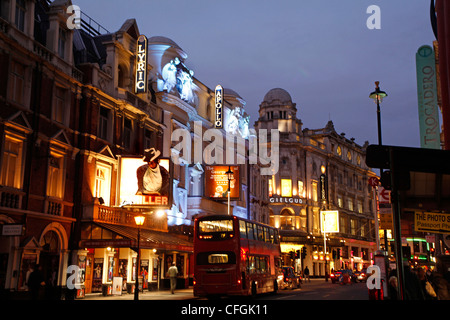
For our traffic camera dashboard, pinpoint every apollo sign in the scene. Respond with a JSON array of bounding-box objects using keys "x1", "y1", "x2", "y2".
[
  {"x1": 215, "y1": 85, "x2": 223, "y2": 128},
  {"x1": 135, "y1": 35, "x2": 148, "y2": 94}
]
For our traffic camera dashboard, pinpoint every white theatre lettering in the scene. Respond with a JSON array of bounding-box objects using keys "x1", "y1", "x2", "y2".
[{"x1": 135, "y1": 35, "x2": 148, "y2": 94}]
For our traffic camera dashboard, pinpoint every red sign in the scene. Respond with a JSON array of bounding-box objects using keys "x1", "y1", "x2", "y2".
[
  {"x1": 204, "y1": 165, "x2": 240, "y2": 200},
  {"x1": 378, "y1": 187, "x2": 391, "y2": 204},
  {"x1": 368, "y1": 177, "x2": 379, "y2": 187}
]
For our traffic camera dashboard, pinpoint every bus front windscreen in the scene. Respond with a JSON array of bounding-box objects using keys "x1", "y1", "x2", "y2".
[{"x1": 198, "y1": 219, "x2": 234, "y2": 234}]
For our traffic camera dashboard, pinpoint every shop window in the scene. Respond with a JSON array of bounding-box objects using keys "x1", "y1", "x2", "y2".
[{"x1": 1, "y1": 135, "x2": 24, "y2": 189}]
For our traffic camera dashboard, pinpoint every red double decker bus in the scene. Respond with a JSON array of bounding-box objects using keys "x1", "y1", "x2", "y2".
[{"x1": 193, "y1": 214, "x2": 282, "y2": 298}]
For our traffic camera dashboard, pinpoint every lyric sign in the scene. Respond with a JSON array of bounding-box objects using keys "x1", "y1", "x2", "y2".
[{"x1": 135, "y1": 35, "x2": 148, "y2": 94}]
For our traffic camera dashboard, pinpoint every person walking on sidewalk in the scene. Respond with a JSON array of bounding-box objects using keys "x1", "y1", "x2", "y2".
[
  {"x1": 304, "y1": 266, "x2": 310, "y2": 282},
  {"x1": 168, "y1": 262, "x2": 178, "y2": 294}
]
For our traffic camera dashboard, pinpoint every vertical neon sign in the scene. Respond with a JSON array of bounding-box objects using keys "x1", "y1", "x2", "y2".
[
  {"x1": 215, "y1": 85, "x2": 223, "y2": 128},
  {"x1": 135, "y1": 35, "x2": 148, "y2": 94}
]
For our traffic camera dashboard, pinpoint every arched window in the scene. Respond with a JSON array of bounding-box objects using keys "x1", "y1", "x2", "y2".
[{"x1": 280, "y1": 208, "x2": 295, "y2": 230}]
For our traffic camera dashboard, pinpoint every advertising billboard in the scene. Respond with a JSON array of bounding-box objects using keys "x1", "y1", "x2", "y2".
[
  {"x1": 320, "y1": 210, "x2": 340, "y2": 233},
  {"x1": 119, "y1": 148, "x2": 171, "y2": 208},
  {"x1": 204, "y1": 165, "x2": 240, "y2": 200}
]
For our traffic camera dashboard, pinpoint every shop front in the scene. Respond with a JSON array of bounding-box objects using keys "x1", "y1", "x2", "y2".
[{"x1": 76, "y1": 223, "x2": 192, "y2": 297}]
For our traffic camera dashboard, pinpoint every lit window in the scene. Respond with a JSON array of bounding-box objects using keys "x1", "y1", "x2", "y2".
[
  {"x1": 1, "y1": 136, "x2": 23, "y2": 189},
  {"x1": 94, "y1": 163, "x2": 111, "y2": 206},
  {"x1": 47, "y1": 152, "x2": 64, "y2": 198},
  {"x1": 298, "y1": 180, "x2": 304, "y2": 197},
  {"x1": 281, "y1": 179, "x2": 292, "y2": 197},
  {"x1": 336, "y1": 146, "x2": 342, "y2": 157},
  {"x1": 311, "y1": 181, "x2": 318, "y2": 202}
]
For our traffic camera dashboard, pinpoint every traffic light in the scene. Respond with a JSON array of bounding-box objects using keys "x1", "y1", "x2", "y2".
[
  {"x1": 289, "y1": 251, "x2": 295, "y2": 260},
  {"x1": 336, "y1": 248, "x2": 340, "y2": 259},
  {"x1": 301, "y1": 247, "x2": 307, "y2": 259},
  {"x1": 296, "y1": 250, "x2": 300, "y2": 259}
]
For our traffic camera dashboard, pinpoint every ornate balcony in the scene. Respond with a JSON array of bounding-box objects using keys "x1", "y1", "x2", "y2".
[{"x1": 83, "y1": 203, "x2": 168, "y2": 232}]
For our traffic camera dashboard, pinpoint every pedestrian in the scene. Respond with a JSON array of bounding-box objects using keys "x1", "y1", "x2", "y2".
[
  {"x1": 167, "y1": 262, "x2": 178, "y2": 294},
  {"x1": 388, "y1": 262, "x2": 425, "y2": 300},
  {"x1": 27, "y1": 264, "x2": 45, "y2": 300},
  {"x1": 304, "y1": 266, "x2": 310, "y2": 282},
  {"x1": 431, "y1": 256, "x2": 450, "y2": 300},
  {"x1": 417, "y1": 267, "x2": 436, "y2": 300}
]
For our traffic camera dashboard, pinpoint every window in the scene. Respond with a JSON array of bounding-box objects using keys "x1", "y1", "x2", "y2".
[
  {"x1": 144, "y1": 129, "x2": 153, "y2": 150},
  {"x1": 337, "y1": 195, "x2": 343, "y2": 208},
  {"x1": 281, "y1": 179, "x2": 292, "y2": 197},
  {"x1": 1, "y1": 136, "x2": 23, "y2": 189},
  {"x1": 54, "y1": 86, "x2": 66, "y2": 124},
  {"x1": 350, "y1": 219, "x2": 357, "y2": 235},
  {"x1": 47, "y1": 152, "x2": 64, "y2": 198},
  {"x1": 58, "y1": 28, "x2": 67, "y2": 59},
  {"x1": 357, "y1": 200, "x2": 363, "y2": 214},
  {"x1": 340, "y1": 216, "x2": 347, "y2": 234},
  {"x1": 98, "y1": 106, "x2": 110, "y2": 140},
  {"x1": 246, "y1": 222, "x2": 255, "y2": 240},
  {"x1": 239, "y1": 220, "x2": 247, "y2": 238},
  {"x1": 94, "y1": 162, "x2": 111, "y2": 206},
  {"x1": 9, "y1": 61, "x2": 25, "y2": 105},
  {"x1": 297, "y1": 180, "x2": 304, "y2": 197},
  {"x1": 311, "y1": 181, "x2": 318, "y2": 202},
  {"x1": 348, "y1": 198, "x2": 354, "y2": 211},
  {"x1": 336, "y1": 146, "x2": 342, "y2": 157},
  {"x1": 123, "y1": 118, "x2": 132, "y2": 149},
  {"x1": 15, "y1": 0, "x2": 26, "y2": 32}
]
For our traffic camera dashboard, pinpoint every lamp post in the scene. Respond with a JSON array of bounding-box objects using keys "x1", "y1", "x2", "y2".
[
  {"x1": 225, "y1": 166, "x2": 233, "y2": 215},
  {"x1": 134, "y1": 215, "x2": 145, "y2": 301},
  {"x1": 369, "y1": 81, "x2": 388, "y2": 251}
]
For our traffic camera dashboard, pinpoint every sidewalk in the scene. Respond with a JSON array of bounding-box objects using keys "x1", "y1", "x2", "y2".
[{"x1": 82, "y1": 288, "x2": 197, "y2": 300}]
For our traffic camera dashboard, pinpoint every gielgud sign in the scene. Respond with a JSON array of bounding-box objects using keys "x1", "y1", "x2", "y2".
[{"x1": 119, "y1": 148, "x2": 171, "y2": 208}]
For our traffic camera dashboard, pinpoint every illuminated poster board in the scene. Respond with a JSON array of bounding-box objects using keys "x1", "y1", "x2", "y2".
[
  {"x1": 320, "y1": 210, "x2": 340, "y2": 233},
  {"x1": 205, "y1": 165, "x2": 240, "y2": 200},
  {"x1": 119, "y1": 149, "x2": 171, "y2": 208}
]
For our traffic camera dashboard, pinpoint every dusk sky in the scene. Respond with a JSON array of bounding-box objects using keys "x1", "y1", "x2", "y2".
[{"x1": 73, "y1": 0, "x2": 436, "y2": 149}]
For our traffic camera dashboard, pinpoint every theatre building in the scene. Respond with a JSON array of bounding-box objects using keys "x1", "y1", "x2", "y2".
[
  {"x1": 254, "y1": 88, "x2": 378, "y2": 277},
  {"x1": 0, "y1": 0, "x2": 265, "y2": 298}
]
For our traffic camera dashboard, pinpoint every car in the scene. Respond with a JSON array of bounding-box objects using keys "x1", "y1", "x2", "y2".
[
  {"x1": 354, "y1": 269, "x2": 368, "y2": 282},
  {"x1": 281, "y1": 266, "x2": 301, "y2": 289},
  {"x1": 330, "y1": 269, "x2": 357, "y2": 284}
]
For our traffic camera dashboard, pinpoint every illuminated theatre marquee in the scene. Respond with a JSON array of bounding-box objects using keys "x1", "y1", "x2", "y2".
[
  {"x1": 135, "y1": 35, "x2": 148, "y2": 94},
  {"x1": 215, "y1": 85, "x2": 223, "y2": 128}
]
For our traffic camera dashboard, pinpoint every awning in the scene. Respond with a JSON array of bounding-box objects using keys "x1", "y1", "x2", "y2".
[{"x1": 80, "y1": 223, "x2": 193, "y2": 253}]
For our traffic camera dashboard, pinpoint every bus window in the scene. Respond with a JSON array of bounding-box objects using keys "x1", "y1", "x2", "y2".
[
  {"x1": 257, "y1": 225, "x2": 264, "y2": 241},
  {"x1": 197, "y1": 251, "x2": 236, "y2": 265},
  {"x1": 269, "y1": 229, "x2": 274, "y2": 244},
  {"x1": 199, "y1": 219, "x2": 233, "y2": 234},
  {"x1": 248, "y1": 256, "x2": 255, "y2": 274},
  {"x1": 239, "y1": 220, "x2": 247, "y2": 238},
  {"x1": 246, "y1": 222, "x2": 254, "y2": 240},
  {"x1": 264, "y1": 227, "x2": 270, "y2": 243}
]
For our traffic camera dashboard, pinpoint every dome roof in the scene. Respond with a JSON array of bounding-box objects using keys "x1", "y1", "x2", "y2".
[
  {"x1": 148, "y1": 36, "x2": 183, "y2": 51},
  {"x1": 263, "y1": 88, "x2": 292, "y2": 104},
  {"x1": 224, "y1": 88, "x2": 243, "y2": 99}
]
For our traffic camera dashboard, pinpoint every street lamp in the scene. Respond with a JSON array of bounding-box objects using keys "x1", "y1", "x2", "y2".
[
  {"x1": 369, "y1": 81, "x2": 388, "y2": 251},
  {"x1": 369, "y1": 81, "x2": 387, "y2": 146},
  {"x1": 134, "y1": 215, "x2": 145, "y2": 301},
  {"x1": 225, "y1": 166, "x2": 233, "y2": 215}
]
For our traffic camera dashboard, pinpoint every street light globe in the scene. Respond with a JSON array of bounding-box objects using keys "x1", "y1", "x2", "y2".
[
  {"x1": 156, "y1": 210, "x2": 165, "y2": 218},
  {"x1": 369, "y1": 81, "x2": 387, "y2": 103},
  {"x1": 134, "y1": 215, "x2": 145, "y2": 226}
]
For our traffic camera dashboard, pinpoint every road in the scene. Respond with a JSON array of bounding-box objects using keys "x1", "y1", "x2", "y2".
[{"x1": 259, "y1": 278, "x2": 369, "y2": 300}]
